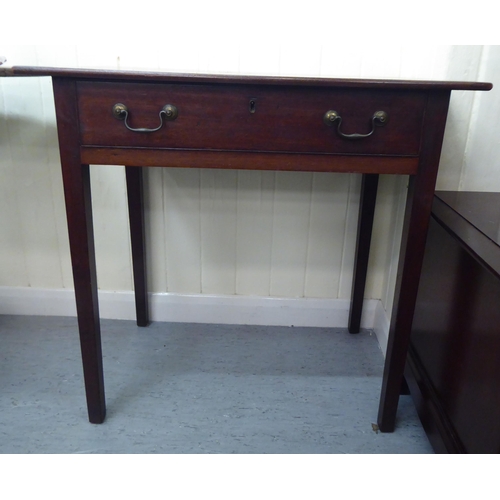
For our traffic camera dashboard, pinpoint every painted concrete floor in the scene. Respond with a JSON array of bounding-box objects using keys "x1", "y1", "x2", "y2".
[{"x1": 0, "y1": 315, "x2": 433, "y2": 454}]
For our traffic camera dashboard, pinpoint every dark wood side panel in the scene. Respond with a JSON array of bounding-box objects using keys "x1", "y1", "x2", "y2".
[
  {"x1": 80, "y1": 147, "x2": 419, "y2": 175},
  {"x1": 77, "y1": 82, "x2": 426, "y2": 156},
  {"x1": 434, "y1": 191, "x2": 500, "y2": 247},
  {"x1": 405, "y1": 345, "x2": 465, "y2": 454},
  {"x1": 409, "y1": 211, "x2": 500, "y2": 453},
  {"x1": 432, "y1": 196, "x2": 500, "y2": 278}
]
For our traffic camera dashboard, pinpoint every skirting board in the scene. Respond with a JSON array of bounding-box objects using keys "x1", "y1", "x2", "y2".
[{"x1": 0, "y1": 287, "x2": 391, "y2": 354}]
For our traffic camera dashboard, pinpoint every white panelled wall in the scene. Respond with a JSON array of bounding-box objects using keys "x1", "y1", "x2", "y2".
[{"x1": 1, "y1": 45, "x2": 498, "y2": 351}]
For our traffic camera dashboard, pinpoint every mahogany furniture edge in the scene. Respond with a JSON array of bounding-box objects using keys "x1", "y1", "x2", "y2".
[
  {"x1": 79, "y1": 148, "x2": 420, "y2": 175},
  {"x1": 431, "y1": 193, "x2": 500, "y2": 279},
  {"x1": 0, "y1": 65, "x2": 493, "y2": 91}
]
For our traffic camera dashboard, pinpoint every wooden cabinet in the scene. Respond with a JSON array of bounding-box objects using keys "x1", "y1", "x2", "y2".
[{"x1": 407, "y1": 191, "x2": 500, "y2": 453}]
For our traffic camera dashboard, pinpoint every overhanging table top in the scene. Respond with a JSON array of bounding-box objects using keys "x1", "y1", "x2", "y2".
[{"x1": 0, "y1": 65, "x2": 493, "y2": 91}]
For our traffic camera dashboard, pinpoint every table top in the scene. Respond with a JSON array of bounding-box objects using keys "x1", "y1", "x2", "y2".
[{"x1": 0, "y1": 65, "x2": 493, "y2": 91}]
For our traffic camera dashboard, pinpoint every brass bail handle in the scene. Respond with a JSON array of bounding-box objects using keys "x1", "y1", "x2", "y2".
[
  {"x1": 323, "y1": 110, "x2": 388, "y2": 140},
  {"x1": 112, "y1": 103, "x2": 178, "y2": 133}
]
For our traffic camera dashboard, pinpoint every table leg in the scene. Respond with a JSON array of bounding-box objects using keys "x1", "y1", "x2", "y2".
[
  {"x1": 125, "y1": 166, "x2": 149, "y2": 327},
  {"x1": 348, "y1": 174, "x2": 379, "y2": 334},
  {"x1": 63, "y1": 163, "x2": 106, "y2": 424},
  {"x1": 377, "y1": 90, "x2": 451, "y2": 432},
  {"x1": 53, "y1": 78, "x2": 105, "y2": 423}
]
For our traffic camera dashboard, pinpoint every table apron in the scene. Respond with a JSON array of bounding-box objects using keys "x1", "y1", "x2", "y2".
[{"x1": 79, "y1": 147, "x2": 419, "y2": 174}]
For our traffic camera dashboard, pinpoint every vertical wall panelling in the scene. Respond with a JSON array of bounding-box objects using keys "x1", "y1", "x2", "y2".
[
  {"x1": 459, "y1": 45, "x2": 500, "y2": 191},
  {"x1": 1, "y1": 64, "x2": 63, "y2": 288},
  {"x1": 270, "y1": 172, "x2": 313, "y2": 298},
  {"x1": 364, "y1": 175, "x2": 397, "y2": 301},
  {"x1": 436, "y1": 45, "x2": 483, "y2": 191},
  {"x1": 380, "y1": 175, "x2": 408, "y2": 314},
  {"x1": 39, "y1": 73, "x2": 73, "y2": 290},
  {"x1": 163, "y1": 168, "x2": 202, "y2": 293},
  {"x1": 399, "y1": 45, "x2": 451, "y2": 81},
  {"x1": 35, "y1": 45, "x2": 76, "y2": 291},
  {"x1": 337, "y1": 174, "x2": 362, "y2": 299},
  {"x1": 0, "y1": 79, "x2": 28, "y2": 286},
  {"x1": 143, "y1": 168, "x2": 167, "y2": 294},
  {"x1": 235, "y1": 171, "x2": 275, "y2": 296},
  {"x1": 90, "y1": 165, "x2": 133, "y2": 292},
  {"x1": 304, "y1": 173, "x2": 349, "y2": 298},
  {"x1": 200, "y1": 169, "x2": 238, "y2": 295}
]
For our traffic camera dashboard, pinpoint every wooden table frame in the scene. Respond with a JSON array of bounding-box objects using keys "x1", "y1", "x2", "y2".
[{"x1": 1, "y1": 66, "x2": 491, "y2": 431}]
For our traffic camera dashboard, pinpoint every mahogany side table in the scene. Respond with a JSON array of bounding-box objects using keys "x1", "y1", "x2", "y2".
[{"x1": 0, "y1": 66, "x2": 492, "y2": 431}]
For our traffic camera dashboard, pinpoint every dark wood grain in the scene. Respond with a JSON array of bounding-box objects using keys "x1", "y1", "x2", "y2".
[
  {"x1": 348, "y1": 174, "x2": 379, "y2": 333},
  {"x1": 80, "y1": 147, "x2": 419, "y2": 175},
  {"x1": 408, "y1": 195, "x2": 500, "y2": 452},
  {"x1": 435, "y1": 191, "x2": 500, "y2": 246},
  {"x1": 52, "y1": 77, "x2": 106, "y2": 424},
  {"x1": 432, "y1": 192, "x2": 500, "y2": 277},
  {"x1": 77, "y1": 82, "x2": 426, "y2": 156},
  {"x1": 405, "y1": 342, "x2": 465, "y2": 453},
  {"x1": 377, "y1": 90, "x2": 452, "y2": 432},
  {"x1": 125, "y1": 166, "x2": 149, "y2": 327},
  {"x1": 0, "y1": 65, "x2": 493, "y2": 91}
]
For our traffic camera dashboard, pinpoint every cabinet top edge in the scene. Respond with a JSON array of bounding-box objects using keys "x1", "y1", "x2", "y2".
[
  {"x1": 435, "y1": 191, "x2": 500, "y2": 248},
  {"x1": 0, "y1": 66, "x2": 493, "y2": 91}
]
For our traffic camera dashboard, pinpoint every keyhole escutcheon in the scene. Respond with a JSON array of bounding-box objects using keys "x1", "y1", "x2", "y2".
[{"x1": 249, "y1": 98, "x2": 257, "y2": 113}]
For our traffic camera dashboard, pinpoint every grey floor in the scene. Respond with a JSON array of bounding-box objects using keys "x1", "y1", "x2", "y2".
[{"x1": 0, "y1": 314, "x2": 433, "y2": 453}]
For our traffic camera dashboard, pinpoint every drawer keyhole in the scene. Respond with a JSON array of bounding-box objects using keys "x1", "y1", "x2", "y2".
[{"x1": 249, "y1": 98, "x2": 257, "y2": 114}]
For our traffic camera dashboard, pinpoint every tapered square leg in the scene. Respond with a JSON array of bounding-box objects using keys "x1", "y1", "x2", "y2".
[
  {"x1": 70, "y1": 165, "x2": 106, "y2": 423},
  {"x1": 125, "y1": 166, "x2": 149, "y2": 327},
  {"x1": 53, "y1": 78, "x2": 106, "y2": 423},
  {"x1": 377, "y1": 90, "x2": 451, "y2": 432},
  {"x1": 348, "y1": 174, "x2": 379, "y2": 334}
]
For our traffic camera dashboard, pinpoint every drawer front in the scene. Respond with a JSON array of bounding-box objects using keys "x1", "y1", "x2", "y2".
[{"x1": 77, "y1": 81, "x2": 426, "y2": 155}]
